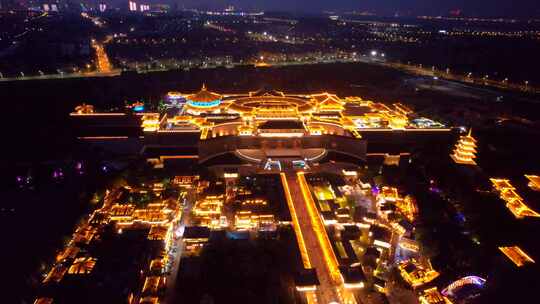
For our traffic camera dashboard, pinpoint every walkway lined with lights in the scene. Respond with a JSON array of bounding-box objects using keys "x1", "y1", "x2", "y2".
[
  {"x1": 282, "y1": 172, "x2": 357, "y2": 304},
  {"x1": 280, "y1": 173, "x2": 317, "y2": 304}
]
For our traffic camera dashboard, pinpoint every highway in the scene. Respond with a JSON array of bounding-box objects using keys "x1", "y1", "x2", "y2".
[
  {"x1": 381, "y1": 61, "x2": 539, "y2": 94},
  {"x1": 282, "y1": 172, "x2": 357, "y2": 304}
]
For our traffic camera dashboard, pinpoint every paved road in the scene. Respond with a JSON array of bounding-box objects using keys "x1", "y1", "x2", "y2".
[
  {"x1": 164, "y1": 192, "x2": 194, "y2": 303},
  {"x1": 383, "y1": 61, "x2": 539, "y2": 95},
  {"x1": 0, "y1": 59, "x2": 358, "y2": 82},
  {"x1": 284, "y1": 172, "x2": 345, "y2": 303},
  {"x1": 0, "y1": 70, "x2": 121, "y2": 82}
]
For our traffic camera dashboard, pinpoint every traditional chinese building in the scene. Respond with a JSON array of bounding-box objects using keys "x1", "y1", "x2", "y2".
[
  {"x1": 71, "y1": 85, "x2": 455, "y2": 167},
  {"x1": 450, "y1": 129, "x2": 477, "y2": 165}
]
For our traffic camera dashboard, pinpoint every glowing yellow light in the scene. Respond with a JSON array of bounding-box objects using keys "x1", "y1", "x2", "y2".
[
  {"x1": 280, "y1": 173, "x2": 311, "y2": 269},
  {"x1": 490, "y1": 178, "x2": 540, "y2": 219},
  {"x1": 525, "y1": 175, "x2": 540, "y2": 191},
  {"x1": 297, "y1": 172, "x2": 341, "y2": 283},
  {"x1": 499, "y1": 246, "x2": 535, "y2": 267}
]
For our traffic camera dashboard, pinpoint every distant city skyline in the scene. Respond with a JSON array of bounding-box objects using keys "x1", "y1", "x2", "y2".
[
  {"x1": 151, "y1": 0, "x2": 539, "y2": 17},
  {"x1": 5, "y1": 0, "x2": 538, "y2": 17}
]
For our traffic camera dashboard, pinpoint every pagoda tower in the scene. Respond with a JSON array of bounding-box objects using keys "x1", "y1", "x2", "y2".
[{"x1": 450, "y1": 129, "x2": 477, "y2": 165}]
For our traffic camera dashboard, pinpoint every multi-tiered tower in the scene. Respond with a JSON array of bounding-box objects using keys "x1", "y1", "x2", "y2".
[{"x1": 451, "y1": 129, "x2": 477, "y2": 165}]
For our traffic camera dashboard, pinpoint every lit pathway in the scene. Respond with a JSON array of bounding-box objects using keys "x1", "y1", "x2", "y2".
[
  {"x1": 164, "y1": 191, "x2": 194, "y2": 303},
  {"x1": 281, "y1": 172, "x2": 357, "y2": 304},
  {"x1": 91, "y1": 38, "x2": 113, "y2": 73},
  {"x1": 0, "y1": 70, "x2": 121, "y2": 82}
]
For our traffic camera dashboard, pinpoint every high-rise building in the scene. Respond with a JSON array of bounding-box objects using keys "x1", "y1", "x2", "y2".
[{"x1": 128, "y1": 1, "x2": 136, "y2": 11}]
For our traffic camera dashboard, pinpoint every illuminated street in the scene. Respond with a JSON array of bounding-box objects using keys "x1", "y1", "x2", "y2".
[
  {"x1": 92, "y1": 38, "x2": 113, "y2": 73},
  {"x1": 283, "y1": 172, "x2": 357, "y2": 304},
  {"x1": 164, "y1": 191, "x2": 194, "y2": 303}
]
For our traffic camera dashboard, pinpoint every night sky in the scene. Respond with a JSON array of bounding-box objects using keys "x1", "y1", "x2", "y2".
[{"x1": 174, "y1": 0, "x2": 540, "y2": 17}]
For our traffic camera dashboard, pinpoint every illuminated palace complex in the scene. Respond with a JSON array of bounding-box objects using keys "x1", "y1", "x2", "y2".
[
  {"x1": 72, "y1": 85, "x2": 452, "y2": 167},
  {"x1": 38, "y1": 85, "x2": 536, "y2": 304},
  {"x1": 66, "y1": 86, "x2": 457, "y2": 304},
  {"x1": 63, "y1": 84, "x2": 540, "y2": 304}
]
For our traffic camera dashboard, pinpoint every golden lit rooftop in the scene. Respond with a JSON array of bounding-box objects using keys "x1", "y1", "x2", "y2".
[
  {"x1": 490, "y1": 178, "x2": 540, "y2": 219},
  {"x1": 186, "y1": 84, "x2": 222, "y2": 102},
  {"x1": 380, "y1": 186, "x2": 400, "y2": 202},
  {"x1": 490, "y1": 178, "x2": 515, "y2": 190},
  {"x1": 525, "y1": 175, "x2": 540, "y2": 191},
  {"x1": 68, "y1": 257, "x2": 97, "y2": 275},
  {"x1": 499, "y1": 246, "x2": 535, "y2": 267},
  {"x1": 142, "y1": 276, "x2": 166, "y2": 295},
  {"x1": 55, "y1": 245, "x2": 80, "y2": 262},
  {"x1": 418, "y1": 287, "x2": 453, "y2": 304},
  {"x1": 43, "y1": 265, "x2": 67, "y2": 283},
  {"x1": 149, "y1": 259, "x2": 165, "y2": 273},
  {"x1": 395, "y1": 196, "x2": 418, "y2": 222},
  {"x1": 74, "y1": 103, "x2": 94, "y2": 114},
  {"x1": 451, "y1": 130, "x2": 478, "y2": 165},
  {"x1": 139, "y1": 296, "x2": 160, "y2": 304},
  {"x1": 148, "y1": 225, "x2": 170, "y2": 241},
  {"x1": 34, "y1": 298, "x2": 54, "y2": 304},
  {"x1": 398, "y1": 259, "x2": 440, "y2": 288}
]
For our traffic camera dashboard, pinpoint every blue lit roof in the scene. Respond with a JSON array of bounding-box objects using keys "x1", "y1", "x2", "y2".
[{"x1": 186, "y1": 99, "x2": 221, "y2": 107}]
